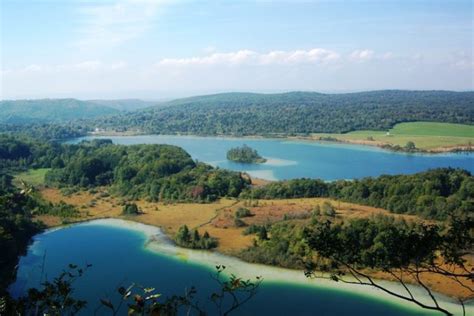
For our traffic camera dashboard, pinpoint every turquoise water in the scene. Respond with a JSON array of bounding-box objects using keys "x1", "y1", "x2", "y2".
[
  {"x1": 9, "y1": 221, "x2": 433, "y2": 315},
  {"x1": 74, "y1": 135, "x2": 474, "y2": 180}
]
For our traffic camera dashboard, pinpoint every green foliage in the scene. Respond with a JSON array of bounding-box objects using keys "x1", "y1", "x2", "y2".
[
  {"x1": 235, "y1": 207, "x2": 252, "y2": 218},
  {"x1": 303, "y1": 214, "x2": 473, "y2": 314},
  {"x1": 305, "y1": 216, "x2": 440, "y2": 270},
  {"x1": 122, "y1": 203, "x2": 140, "y2": 215},
  {"x1": 0, "y1": 123, "x2": 88, "y2": 142},
  {"x1": 242, "y1": 224, "x2": 267, "y2": 236},
  {"x1": 42, "y1": 140, "x2": 249, "y2": 202},
  {"x1": 0, "y1": 99, "x2": 118, "y2": 124},
  {"x1": 404, "y1": 141, "x2": 417, "y2": 152},
  {"x1": 321, "y1": 202, "x2": 336, "y2": 217},
  {"x1": 175, "y1": 225, "x2": 218, "y2": 249},
  {"x1": 227, "y1": 145, "x2": 266, "y2": 163},
  {"x1": 94, "y1": 91, "x2": 474, "y2": 135},
  {"x1": 0, "y1": 174, "x2": 43, "y2": 292},
  {"x1": 239, "y1": 222, "x2": 310, "y2": 269},
  {"x1": 242, "y1": 178, "x2": 329, "y2": 199},
  {"x1": 243, "y1": 168, "x2": 473, "y2": 220}
]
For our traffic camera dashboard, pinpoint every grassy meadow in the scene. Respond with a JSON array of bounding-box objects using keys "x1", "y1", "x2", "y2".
[
  {"x1": 312, "y1": 121, "x2": 474, "y2": 150},
  {"x1": 13, "y1": 168, "x2": 50, "y2": 186}
]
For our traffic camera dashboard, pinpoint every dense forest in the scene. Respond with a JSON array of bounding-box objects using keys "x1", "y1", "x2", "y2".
[
  {"x1": 243, "y1": 168, "x2": 474, "y2": 220},
  {"x1": 0, "y1": 123, "x2": 88, "y2": 141},
  {"x1": 95, "y1": 90, "x2": 474, "y2": 135},
  {"x1": 227, "y1": 145, "x2": 266, "y2": 163},
  {"x1": 239, "y1": 211, "x2": 472, "y2": 315},
  {"x1": 0, "y1": 99, "x2": 119, "y2": 124},
  {"x1": 0, "y1": 136, "x2": 250, "y2": 202}
]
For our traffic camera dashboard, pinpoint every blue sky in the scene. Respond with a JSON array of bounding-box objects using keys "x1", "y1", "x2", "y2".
[{"x1": 1, "y1": 0, "x2": 472, "y2": 99}]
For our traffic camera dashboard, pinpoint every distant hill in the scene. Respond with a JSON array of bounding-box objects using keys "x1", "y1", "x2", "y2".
[
  {"x1": 88, "y1": 99, "x2": 160, "y2": 112},
  {"x1": 96, "y1": 90, "x2": 474, "y2": 135},
  {"x1": 0, "y1": 99, "x2": 119, "y2": 124}
]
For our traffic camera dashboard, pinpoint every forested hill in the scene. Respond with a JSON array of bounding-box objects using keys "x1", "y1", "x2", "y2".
[
  {"x1": 0, "y1": 99, "x2": 119, "y2": 124},
  {"x1": 97, "y1": 90, "x2": 474, "y2": 135},
  {"x1": 87, "y1": 99, "x2": 160, "y2": 112}
]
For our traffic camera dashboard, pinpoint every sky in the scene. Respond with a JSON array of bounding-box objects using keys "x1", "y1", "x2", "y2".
[{"x1": 1, "y1": 0, "x2": 473, "y2": 100}]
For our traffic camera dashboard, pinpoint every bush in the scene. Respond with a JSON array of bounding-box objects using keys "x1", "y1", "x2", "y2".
[
  {"x1": 122, "y1": 203, "x2": 140, "y2": 215},
  {"x1": 234, "y1": 218, "x2": 247, "y2": 227},
  {"x1": 322, "y1": 202, "x2": 336, "y2": 217},
  {"x1": 235, "y1": 207, "x2": 252, "y2": 218}
]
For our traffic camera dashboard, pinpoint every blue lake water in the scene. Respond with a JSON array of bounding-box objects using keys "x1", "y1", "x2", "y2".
[
  {"x1": 9, "y1": 220, "x2": 439, "y2": 315},
  {"x1": 75, "y1": 135, "x2": 474, "y2": 181}
]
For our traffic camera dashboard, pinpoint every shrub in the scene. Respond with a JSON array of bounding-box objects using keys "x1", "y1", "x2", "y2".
[{"x1": 235, "y1": 207, "x2": 252, "y2": 218}]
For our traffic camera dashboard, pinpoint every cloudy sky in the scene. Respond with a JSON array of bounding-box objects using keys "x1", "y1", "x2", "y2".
[{"x1": 1, "y1": 0, "x2": 472, "y2": 99}]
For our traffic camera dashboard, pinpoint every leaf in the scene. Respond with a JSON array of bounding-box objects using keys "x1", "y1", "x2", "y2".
[
  {"x1": 100, "y1": 299, "x2": 114, "y2": 310},
  {"x1": 145, "y1": 294, "x2": 161, "y2": 300},
  {"x1": 144, "y1": 287, "x2": 155, "y2": 293}
]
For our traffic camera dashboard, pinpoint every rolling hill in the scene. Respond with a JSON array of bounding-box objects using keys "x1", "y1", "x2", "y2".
[
  {"x1": 0, "y1": 99, "x2": 119, "y2": 124},
  {"x1": 96, "y1": 90, "x2": 474, "y2": 135}
]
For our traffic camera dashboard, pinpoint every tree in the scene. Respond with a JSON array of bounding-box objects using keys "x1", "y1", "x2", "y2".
[
  {"x1": 303, "y1": 215, "x2": 473, "y2": 316},
  {"x1": 176, "y1": 225, "x2": 191, "y2": 244},
  {"x1": 122, "y1": 203, "x2": 140, "y2": 215},
  {"x1": 405, "y1": 141, "x2": 416, "y2": 151},
  {"x1": 257, "y1": 226, "x2": 268, "y2": 241}
]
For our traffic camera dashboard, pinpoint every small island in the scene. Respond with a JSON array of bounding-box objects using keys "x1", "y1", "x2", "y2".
[{"x1": 226, "y1": 144, "x2": 267, "y2": 164}]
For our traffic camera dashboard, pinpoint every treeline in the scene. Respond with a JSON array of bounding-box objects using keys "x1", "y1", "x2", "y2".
[
  {"x1": 175, "y1": 225, "x2": 218, "y2": 249},
  {"x1": 95, "y1": 90, "x2": 474, "y2": 135},
  {"x1": 239, "y1": 212, "x2": 472, "y2": 278},
  {"x1": 0, "y1": 123, "x2": 88, "y2": 141},
  {"x1": 242, "y1": 168, "x2": 473, "y2": 220}
]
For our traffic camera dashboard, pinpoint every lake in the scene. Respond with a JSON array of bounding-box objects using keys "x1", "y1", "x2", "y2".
[
  {"x1": 74, "y1": 135, "x2": 474, "y2": 181},
  {"x1": 10, "y1": 219, "x2": 459, "y2": 315}
]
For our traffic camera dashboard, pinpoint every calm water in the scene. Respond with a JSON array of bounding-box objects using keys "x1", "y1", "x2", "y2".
[
  {"x1": 74, "y1": 135, "x2": 474, "y2": 180},
  {"x1": 9, "y1": 221, "x2": 433, "y2": 315}
]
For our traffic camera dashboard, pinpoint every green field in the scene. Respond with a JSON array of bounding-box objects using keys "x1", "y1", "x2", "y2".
[
  {"x1": 313, "y1": 122, "x2": 474, "y2": 150},
  {"x1": 14, "y1": 168, "x2": 50, "y2": 186}
]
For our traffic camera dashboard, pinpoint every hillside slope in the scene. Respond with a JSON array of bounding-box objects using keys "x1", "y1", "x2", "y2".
[
  {"x1": 97, "y1": 90, "x2": 474, "y2": 135},
  {"x1": 0, "y1": 99, "x2": 119, "y2": 124}
]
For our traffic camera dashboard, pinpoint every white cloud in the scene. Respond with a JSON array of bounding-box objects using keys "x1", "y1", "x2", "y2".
[
  {"x1": 349, "y1": 49, "x2": 375, "y2": 61},
  {"x1": 157, "y1": 48, "x2": 341, "y2": 67},
  {"x1": 74, "y1": 0, "x2": 166, "y2": 51}
]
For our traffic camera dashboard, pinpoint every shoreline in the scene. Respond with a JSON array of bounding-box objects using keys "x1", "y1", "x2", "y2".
[
  {"x1": 87, "y1": 131, "x2": 474, "y2": 154},
  {"x1": 41, "y1": 218, "x2": 472, "y2": 315},
  {"x1": 35, "y1": 186, "x2": 473, "y2": 302}
]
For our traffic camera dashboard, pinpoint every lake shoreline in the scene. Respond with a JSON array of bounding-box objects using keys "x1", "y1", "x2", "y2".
[
  {"x1": 88, "y1": 131, "x2": 474, "y2": 154},
  {"x1": 31, "y1": 218, "x2": 470, "y2": 315}
]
